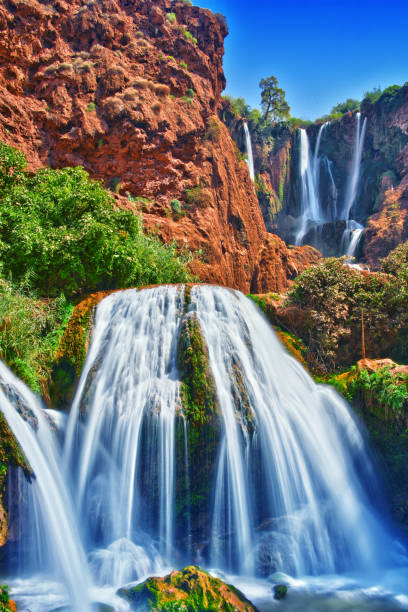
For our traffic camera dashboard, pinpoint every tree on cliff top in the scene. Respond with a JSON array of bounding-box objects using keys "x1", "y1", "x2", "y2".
[{"x1": 259, "y1": 76, "x2": 290, "y2": 122}]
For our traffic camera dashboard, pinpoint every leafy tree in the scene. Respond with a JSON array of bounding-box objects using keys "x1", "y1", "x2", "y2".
[
  {"x1": 224, "y1": 95, "x2": 250, "y2": 118},
  {"x1": 0, "y1": 143, "x2": 191, "y2": 297},
  {"x1": 330, "y1": 98, "x2": 360, "y2": 115},
  {"x1": 259, "y1": 76, "x2": 290, "y2": 122}
]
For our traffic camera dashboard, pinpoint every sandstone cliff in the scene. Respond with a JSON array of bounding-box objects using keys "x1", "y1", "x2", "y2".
[{"x1": 0, "y1": 0, "x2": 318, "y2": 292}]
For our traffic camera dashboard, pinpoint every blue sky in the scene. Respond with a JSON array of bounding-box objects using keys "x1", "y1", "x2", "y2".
[{"x1": 196, "y1": 0, "x2": 408, "y2": 120}]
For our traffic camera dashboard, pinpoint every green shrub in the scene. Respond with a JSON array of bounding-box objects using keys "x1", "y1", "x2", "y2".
[
  {"x1": 287, "y1": 254, "x2": 408, "y2": 371},
  {"x1": 166, "y1": 12, "x2": 176, "y2": 23},
  {"x1": 186, "y1": 88, "x2": 194, "y2": 98},
  {"x1": 86, "y1": 102, "x2": 96, "y2": 112},
  {"x1": 0, "y1": 143, "x2": 192, "y2": 298},
  {"x1": 180, "y1": 0, "x2": 192, "y2": 5},
  {"x1": 205, "y1": 116, "x2": 221, "y2": 142},
  {"x1": 185, "y1": 185, "x2": 211, "y2": 207},
  {"x1": 0, "y1": 279, "x2": 74, "y2": 393},
  {"x1": 179, "y1": 61, "x2": 188, "y2": 70},
  {"x1": 184, "y1": 30, "x2": 197, "y2": 44},
  {"x1": 170, "y1": 199, "x2": 182, "y2": 214}
]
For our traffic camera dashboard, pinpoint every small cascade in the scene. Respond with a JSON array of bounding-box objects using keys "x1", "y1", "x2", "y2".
[
  {"x1": 342, "y1": 112, "x2": 367, "y2": 220},
  {"x1": 341, "y1": 219, "x2": 364, "y2": 258},
  {"x1": 0, "y1": 362, "x2": 92, "y2": 612},
  {"x1": 243, "y1": 122, "x2": 255, "y2": 181},
  {"x1": 295, "y1": 123, "x2": 327, "y2": 245}
]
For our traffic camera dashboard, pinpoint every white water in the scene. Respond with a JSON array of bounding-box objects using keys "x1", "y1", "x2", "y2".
[
  {"x1": 244, "y1": 122, "x2": 255, "y2": 181},
  {"x1": 342, "y1": 112, "x2": 367, "y2": 220},
  {"x1": 295, "y1": 113, "x2": 367, "y2": 257},
  {"x1": 1, "y1": 285, "x2": 406, "y2": 610},
  {"x1": 0, "y1": 362, "x2": 92, "y2": 612},
  {"x1": 295, "y1": 123, "x2": 327, "y2": 245}
]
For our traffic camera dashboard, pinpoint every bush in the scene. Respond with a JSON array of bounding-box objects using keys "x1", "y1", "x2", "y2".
[
  {"x1": 0, "y1": 143, "x2": 192, "y2": 298},
  {"x1": 185, "y1": 185, "x2": 212, "y2": 207},
  {"x1": 205, "y1": 116, "x2": 222, "y2": 142},
  {"x1": 0, "y1": 279, "x2": 74, "y2": 393},
  {"x1": 179, "y1": 61, "x2": 188, "y2": 70},
  {"x1": 170, "y1": 199, "x2": 182, "y2": 214},
  {"x1": 287, "y1": 255, "x2": 408, "y2": 371},
  {"x1": 166, "y1": 12, "x2": 176, "y2": 23},
  {"x1": 330, "y1": 98, "x2": 360, "y2": 115},
  {"x1": 184, "y1": 30, "x2": 197, "y2": 44}
]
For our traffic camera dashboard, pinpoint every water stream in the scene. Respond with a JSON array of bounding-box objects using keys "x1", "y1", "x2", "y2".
[
  {"x1": 244, "y1": 122, "x2": 255, "y2": 182},
  {"x1": 0, "y1": 286, "x2": 406, "y2": 611}
]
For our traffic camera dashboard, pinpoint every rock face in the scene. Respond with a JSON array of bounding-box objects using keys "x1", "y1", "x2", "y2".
[
  {"x1": 250, "y1": 234, "x2": 321, "y2": 294},
  {"x1": 117, "y1": 565, "x2": 257, "y2": 611}
]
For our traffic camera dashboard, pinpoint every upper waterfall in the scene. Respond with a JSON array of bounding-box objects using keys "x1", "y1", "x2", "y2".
[{"x1": 244, "y1": 122, "x2": 255, "y2": 182}]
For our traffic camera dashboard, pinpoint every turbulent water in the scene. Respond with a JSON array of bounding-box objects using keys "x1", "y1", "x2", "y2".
[
  {"x1": 1, "y1": 286, "x2": 407, "y2": 611},
  {"x1": 244, "y1": 122, "x2": 255, "y2": 181}
]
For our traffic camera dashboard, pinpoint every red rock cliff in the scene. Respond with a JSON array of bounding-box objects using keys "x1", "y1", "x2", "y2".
[
  {"x1": 0, "y1": 0, "x2": 258, "y2": 291},
  {"x1": 0, "y1": 0, "x2": 319, "y2": 292}
]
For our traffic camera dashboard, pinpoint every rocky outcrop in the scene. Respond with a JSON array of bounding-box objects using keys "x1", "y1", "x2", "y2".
[
  {"x1": 0, "y1": 0, "x2": 305, "y2": 293},
  {"x1": 117, "y1": 565, "x2": 257, "y2": 611},
  {"x1": 250, "y1": 234, "x2": 321, "y2": 294}
]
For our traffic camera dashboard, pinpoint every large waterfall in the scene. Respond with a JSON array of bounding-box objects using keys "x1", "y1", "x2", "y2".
[
  {"x1": 1, "y1": 286, "x2": 406, "y2": 610},
  {"x1": 244, "y1": 122, "x2": 255, "y2": 181},
  {"x1": 295, "y1": 112, "x2": 367, "y2": 258}
]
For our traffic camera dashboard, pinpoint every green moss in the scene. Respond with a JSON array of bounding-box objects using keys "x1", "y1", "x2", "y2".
[
  {"x1": 177, "y1": 313, "x2": 218, "y2": 425},
  {"x1": 117, "y1": 566, "x2": 256, "y2": 611}
]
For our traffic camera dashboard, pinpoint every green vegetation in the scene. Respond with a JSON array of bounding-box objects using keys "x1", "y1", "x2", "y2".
[
  {"x1": 184, "y1": 30, "x2": 197, "y2": 44},
  {"x1": 180, "y1": 0, "x2": 192, "y2": 5},
  {"x1": 86, "y1": 102, "x2": 96, "y2": 112},
  {"x1": 0, "y1": 279, "x2": 73, "y2": 393},
  {"x1": 205, "y1": 116, "x2": 222, "y2": 142},
  {"x1": 0, "y1": 585, "x2": 15, "y2": 612},
  {"x1": 286, "y1": 249, "x2": 408, "y2": 371},
  {"x1": 179, "y1": 61, "x2": 188, "y2": 70},
  {"x1": 118, "y1": 565, "x2": 255, "y2": 611},
  {"x1": 0, "y1": 142, "x2": 192, "y2": 398},
  {"x1": 331, "y1": 98, "x2": 360, "y2": 115},
  {"x1": 0, "y1": 142, "x2": 191, "y2": 300},
  {"x1": 185, "y1": 184, "x2": 211, "y2": 207},
  {"x1": 259, "y1": 75, "x2": 290, "y2": 122},
  {"x1": 177, "y1": 313, "x2": 218, "y2": 425},
  {"x1": 166, "y1": 12, "x2": 176, "y2": 23}
]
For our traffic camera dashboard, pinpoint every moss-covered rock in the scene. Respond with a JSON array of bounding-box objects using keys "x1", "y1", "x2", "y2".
[
  {"x1": 177, "y1": 312, "x2": 218, "y2": 426},
  {"x1": 117, "y1": 566, "x2": 257, "y2": 611},
  {"x1": 49, "y1": 291, "x2": 111, "y2": 408}
]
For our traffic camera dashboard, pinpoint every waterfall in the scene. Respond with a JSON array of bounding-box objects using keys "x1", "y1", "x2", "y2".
[
  {"x1": 342, "y1": 112, "x2": 367, "y2": 220},
  {"x1": 295, "y1": 123, "x2": 327, "y2": 245},
  {"x1": 243, "y1": 122, "x2": 255, "y2": 181},
  {"x1": 2, "y1": 285, "x2": 403, "y2": 609},
  {"x1": 341, "y1": 219, "x2": 364, "y2": 258},
  {"x1": 0, "y1": 362, "x2": 92, "y2": 612}
]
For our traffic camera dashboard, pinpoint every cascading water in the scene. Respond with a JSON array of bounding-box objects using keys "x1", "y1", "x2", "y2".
[
  {"x1": 243, "y1": 122, "x2": 255, "y2": 182},
  {"x1": 295, "y1": 123, "x2": 327, "y2": 245},
  {"x1": 0, "y1": 362, "x2": 92, "y2": 612},
  {"x1": 342, "y1": 112, "x2": 367, "y2": 221},
  {"x1": 1, "y1": 285, "x2": 407, "y2": 610},
  {"x1": 295, "y1": 113, "x2": 368, "y2": 259}
]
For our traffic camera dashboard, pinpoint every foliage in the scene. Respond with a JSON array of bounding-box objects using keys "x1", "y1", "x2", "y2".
[
  {"x1": 0, "y1": 278, "x2": 74, "y2": 393},
  {"x1": 166, "y1": 12, "x2": 176, "y2": 23},
  {"x1": 224, "y1": 96, "x2": 250, "y2": 118},
  {"x1": 288, "y1": 117, "x2": 313, "y2": 128},
  {"x1": 205, "y1": 116, "x2": 222, "y2": 142},
  {"x1": 184, "y1": 30, "x2": 197, "y2": 44},
  {"x1": 287, "y1": 255, "x2": 408, "y2": 371},
  {"x1": 86, "y1": 102, "x2": 96, "y2": 112},
  {"x1": 330, "y1": 98, "x2": 360, "y2": 115},
  {"x1": 180, "y1": 0, "x2": 192, "y2": 4},
  {"x1": 0, "y1": 143, "x2": 191, "y2": 298},
  {"x1": 362, "y1": 86, "x2": 383, "y2": 106},
  {"x1": 0, "y1": 142, "x2": 27, "y2": 191},
  {"x1": 170, "y1": 199, "x2": 182, "y2": 215},
  {"x1": 185, "y1": 185, "x2": 211, "y2": 207},
  {"x1": 0, "y1": 585, "x2": 14, "y2": 611},
  {"x1": 259, "y1": 75, "x2": 290, "y2": 122},
  {"x1": 177, "y1": 313, "x2": 218, "y2": 425},
  {"x1": 381, "y1": 240, "x2": 408, "y2": 276},
  {"x1": 179, "y1": 61, "x2": 188, "y2": 70}
]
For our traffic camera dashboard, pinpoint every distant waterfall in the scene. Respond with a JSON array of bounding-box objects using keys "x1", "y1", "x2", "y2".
[
  {"x1": 2, "y1": 285, "x2": 403, "y2": 609},
  {"x1": 342, "y1": 112, "x2": 367, "y2": 220},
  {"x1": 295, "y1": 123, "x2": 327, "y2": 245},
  {"x1": 243, "y1": 122, "x2": 255, "y2": 181},
  {"x1": 295, "y1": 113, "x2": 367, "y2": 258}
]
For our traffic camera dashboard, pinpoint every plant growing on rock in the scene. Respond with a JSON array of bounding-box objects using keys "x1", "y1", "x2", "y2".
[{"x1": 0, "y1": 143, "x2": 191, "y2": 298}]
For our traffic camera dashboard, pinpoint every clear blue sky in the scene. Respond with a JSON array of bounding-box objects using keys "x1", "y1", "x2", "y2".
[{"x1": 196, "y1": 0, "x2": 408, "y2": 120}]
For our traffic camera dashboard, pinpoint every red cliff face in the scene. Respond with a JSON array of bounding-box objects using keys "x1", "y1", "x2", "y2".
[{"x1": 0, "y1": 0, "x2": 318, "y2": 293}]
